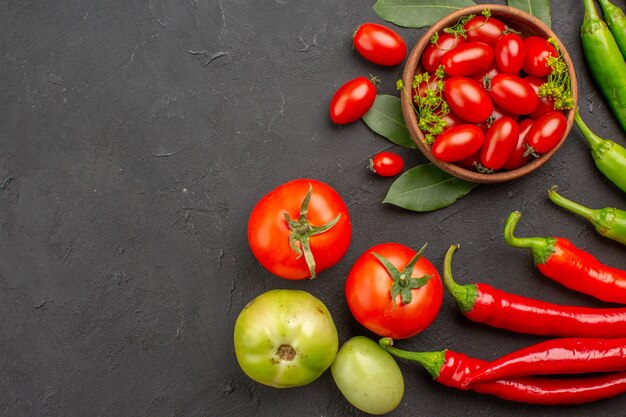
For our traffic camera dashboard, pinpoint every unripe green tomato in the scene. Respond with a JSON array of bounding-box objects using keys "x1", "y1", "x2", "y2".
[
  {"x1": 233, "y1": 289, "x2": 339, "y2": 388},
  {"x1": 331, "y1": 336, "x2": 404, "y2": 415}
]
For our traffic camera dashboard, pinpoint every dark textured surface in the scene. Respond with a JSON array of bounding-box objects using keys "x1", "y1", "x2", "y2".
[{"x1": 1, "y1": 0, "x2": 625, "y2": 416}]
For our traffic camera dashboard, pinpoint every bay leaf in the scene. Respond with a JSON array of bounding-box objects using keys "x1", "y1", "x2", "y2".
[
  {"x1": 383, "y1": 163, "x2": 478, "y2": 212},
  {"x1": 362, "y1": 94, "x2": 416, "y2": 149},
  {"x1": 373, "y1": 0, "x2": 476, "y2": 29},
  {"x1": 507, "y1": 0, "x2": 552, "y2": 27}
]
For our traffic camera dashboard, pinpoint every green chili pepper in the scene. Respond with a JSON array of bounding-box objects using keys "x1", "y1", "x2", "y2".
[
  {"x1": 597, "y1": 0, "x2": 626, "y2": 58},
  {"x1": 581, "y1": 0, "x2": 626, "y2": 132},
  {"x1": 548, "y1": 186, "x2": 626, "y2": 246},
  {"x1": 575, "y1": 111, "x2": 626, "y2": 193}
]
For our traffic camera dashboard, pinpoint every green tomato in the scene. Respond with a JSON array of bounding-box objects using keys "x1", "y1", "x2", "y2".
[
  {"x1": 331, "y1": 336, "x2": 404, "y2": 415},
  {"x1": 233, "y1": 289, "x2": 338, "y2": 388}
]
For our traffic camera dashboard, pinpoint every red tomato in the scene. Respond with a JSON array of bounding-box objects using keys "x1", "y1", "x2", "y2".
[
  {"x1": 330, "y1": 77, "x2": 377, "y2": 124},
  {"x1": 248, "y1": 179, "x2": 352, "y2": 280},
  {"x1": 431, "y1": 124, "x2": 485, "y2": 162},
  {"x1": 442, "y1": 41, "x2": 494, "y2": 76},
  {"x1": 525, "y1": 111, "x2": 568, "y2": 154},
  {"x1": 444, "y1": 77, "x2": 494, "y2": 123},
  {"x1": 488, "y1": 74, "x2": 539, "y2": 115},
  {"x1": 345, "y1": 243, "x2": 443, "y2": 339},
  {"x1": 471, "y1": 63, "x2": 500, "y2": 85},
  {"x1": 353, "y1": 23, "x2": 407, "y2": 66},
  {"x1": 422, "y1": 33, "x2": 465, "y2": 74},
  {"x1": 523, "y1": 36, "x2": 557, "y2": 77},
  {"x1": 442, "y1": 111, "x2": 464, "y2": 130},
  {"x1": 524, "y1": 76, "x2": 555, "y2": 119},
  {"x1": 476, "y1": 106, "x2": 518, "y2": 134},
  {"x1": 369, "y1": 152, "x2": 404, "y2": 177},
  {"x1": 495, "y1": 33, "x2": 525, "y2": 74},
  {"x1": 463, "y1": 15, "x2": 507, "y2": 46},
  {"x1": 456, "y1": 151, "x2": 480, "y2": 170},
  {"x1": 480, "y1": 117, "x2": 520, "y2": 170},
  {"x1": 503, "y1": 118, "x2": 534, "y2": 170}
]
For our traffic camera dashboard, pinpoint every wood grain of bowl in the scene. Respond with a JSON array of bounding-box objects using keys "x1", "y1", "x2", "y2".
[{"x1": 402, "y1": 5, "x2": 578, "y2": 183}]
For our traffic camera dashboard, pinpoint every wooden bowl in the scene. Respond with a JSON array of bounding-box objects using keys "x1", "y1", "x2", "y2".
[{"x1": 401, "y1": 5, "x2": 578, "y2": 183}]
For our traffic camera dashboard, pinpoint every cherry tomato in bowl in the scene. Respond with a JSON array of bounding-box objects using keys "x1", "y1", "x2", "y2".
[
  {"x1": 463, "y1": 15, "x2": 507, "y2": 46},
  {"x1": 488, "y1": 74, "x2": 539, "y2": 115},
  {"x1": 495, "y1": 32, "x2": 525, "y2": 74},
  {"x1": 444, "y1": 77, "x2": 494, "y2": 123},
  {"x1": 353, "y1": 23, "x2": 406, "y2": 66},
  {"x1": 369, "y1": 152, "x2": 404, "y2": 177},
  {"x1": 441, "y1": 41, "x2": 494, "y2": 76},
  {"x1": 432, "y1": 124, "x2": 484, "y2": 162},
  {"x1": 345, "y1": 243, "x2": 443, "y2": 339},
  {"x1": 248, "y1": 179, "x2": 351, "y2": 280},
  {"x1": 523, "y1": 36, "x2": 557, "y2": 77},
  {"x1": 503, "y1": 118, "x2": 534, "y2": 170},
  {"x1": 330, "y1": 77, "x2": 378, "y2": 124},
  {"x1": 480, "y1": 117, "x2": 520, "y2": 170},
  {"x1": 421, "y1": 32, "x2": 465, "y2": 74},
  {"x1": 525, "y1": 111, "x2": 568, "y2": 154}
]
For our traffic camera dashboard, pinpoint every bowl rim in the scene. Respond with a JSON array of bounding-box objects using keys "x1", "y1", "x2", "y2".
[{"x1": 401, "y1": 4, "x2": 578, "y2": 183}]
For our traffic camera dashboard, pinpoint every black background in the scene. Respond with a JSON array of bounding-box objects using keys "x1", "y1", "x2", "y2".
[{"x1": 2, "y1": 0, "x2": 626, "y2": 416}]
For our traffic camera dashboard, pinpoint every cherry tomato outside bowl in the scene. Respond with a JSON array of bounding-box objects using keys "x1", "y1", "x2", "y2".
[
  {"x1": 369, "y1": 152, "x2": 404, "y2": 177},
  {"x1": 353, "y1": 23, "x2": 407, "y2": 66},
  {"x1": 330, "y1": 77, "x2": 377, "y2": 124},
  {"x1": 248, "y1": 179, "x2": 352, "y2": 280}
]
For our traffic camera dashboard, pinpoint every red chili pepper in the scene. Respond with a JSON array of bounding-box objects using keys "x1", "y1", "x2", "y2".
[
  {"x1": 505, "y1": 211, "x2": 626, "y2": 304},
  {"x1": 443, "y1": 244, "x2": 626, "y2": 337},
  {"x1": 465, "y1": 337, "x2": 626, "y2": 385},
  {"x1": 379, "y1": 338, "x2": 626, "y2": 405}
]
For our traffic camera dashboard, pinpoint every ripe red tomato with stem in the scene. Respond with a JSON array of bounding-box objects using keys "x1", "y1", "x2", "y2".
[
  {"x1": 248, "y1": 179, "x2": 352, "y2": 280},
  {"x1": 525, "y1": 76, "x2": 555, "y2": 119},
  {"x1": 523, "y1": 36, "x2": 557, "y2": 77},
  {"x1": 369, "y1": 152, "x2": 404, "y2": 177},
  {"x1": 330, "y1": 77, "x2": 378, "y2": 124},
  {"x1": 444, "y1": 77, "x2": 494, "y2": 123},
  {"x1": 463, "y1": 15, "x2": 507, "y2": 46},
  {"x1": 345, "y1": 243, "x2": 443, "y2": 339},
  {"x1": 471, "y1": 63, "x2": 500, "y2": 84},
  {"x1": 432, "y1": 124, "x2": 485, "y2": 162},
  {"x1": 442, "y1": 42, "x2": 494, "y2": 76},
  {"x1": 353, "y1": 23, "x2": 406, "y2": 66},
  {"x1": 524, "y1": 111, "x2": 568, "y2": 155},
  {"x1": 503, "y1": 118, "x2": 534, "y2": 170},
  {"x1": 421, "y1": 32, "x2": 465, "y2": 74},
  {"x1": 480, "y1": 117, "x2": 520, "y2": 170},
  {"x1": 488, "y1": 74, "x2": 539, "y2": 115},
  {"x1": 495, "y1": 32, "x2": 525, "y2": 74}
]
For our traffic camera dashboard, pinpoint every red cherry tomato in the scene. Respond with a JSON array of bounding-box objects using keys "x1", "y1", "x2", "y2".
[
  {"x1": 480, "y1": 117, "x2": 520, "y2": 170},
  {"x1": 525, "y1": 111, "x2": 568, "y2": 154},
  {"x1": 476, "y1": 106, "x2": 519, "y2": 133},
  {"x1": 441, "y1": 41, "x2": 494, "y2": 76},
  {"x1": 444, "y1": 77, "x2": 494, "y2": 123},
  {"x1": 330, "y1": 77, "x2": 377, "y2": 124},
  {"x1": 369, "y1": 152, "x2": 404, "y2": 177},
  {"x1": 353, "y1": 23, "x2": 407, "y2": 66},
  {"x1": 248, "y1": 179, "x2": 352, "y2": 280},
  {"x1": 345, "y1": 243, "x2": 443, "y2": 339},
  {"x1": 421, "y1": 33, "x2": 465, "y2": 74},
  {"x1": 456, "y1": 151, "x2": 480, "y2": 171},
  {"x1": 495, "y1": 33, "x2": 525, "y2": 74},
  {"x1": 471, "y1": 63, "x2": 500, "y2": 85},
  {"x1": 523, "y1": 36, "x2": 557, "y2": 77},
  {"x1": 463, "y1": 15, "x2": 507, "y2": 46},
  {"x1": 431, "y1": 124, "x2": 485, "y2": 162},
  {"x1": 524, "y1": 76, "x2": 555, "y2": 119},
  {"x1": 488, "y1": 73, "x2": 539, "y2": 115},
  {"x1": 442, "y1": 111, "x2": 464, "y2": 130},
  {"x1": 503, "y1": 118, "x2": 534, "y2": 170}
]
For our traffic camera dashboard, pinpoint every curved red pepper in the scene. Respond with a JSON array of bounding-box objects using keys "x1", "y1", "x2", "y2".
[
  {"x1": 505, "y1": 211, "x2": 626, "y2": 304},
  {"x1": 443, "y1": 244, "x2": 626, "y2": 337}
]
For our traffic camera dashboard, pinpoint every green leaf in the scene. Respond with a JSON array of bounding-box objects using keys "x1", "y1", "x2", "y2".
[
  {"x1": 362, "y1": 94, "x2": 415, "y2": 149},
  {"x1": 373, "y1": 0, "x2": 476, "y2": 28},
  {"x1": 507, "y1": 0, "x2": 551, "y2": 27},
  {"x1": 383, "y1": 163, "x2": 478, "y2": 212}
]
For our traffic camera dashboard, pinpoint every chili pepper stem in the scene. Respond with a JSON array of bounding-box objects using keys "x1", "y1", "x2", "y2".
[
  {"x1": 443, "y1": 244, "x2": 478, "y2": 313},
  {"x1": 504, "y1": 211, "x2": 556, "y2": 265},
  {"x1": 575, "y1": 111, "x2": 604, "y2": 150},
  {"x1": 378, "y1": 338, "x2": 445, "y2": 379},
  {"x1": 548, "y1": 186, "x2": 595, "y2": 221}
]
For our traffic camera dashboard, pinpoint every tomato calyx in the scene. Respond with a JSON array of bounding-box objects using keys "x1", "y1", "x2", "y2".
[
  {"x1": 372, "y1": 244, "x2": 432, "y2": 308},
  {"x1": 474, "y1": 162, "x2": 494, "y2": 174},
  {"x1": 523, "y1": 143, "x2": 540, "y2": 158},
  {"x1": 283, "y1": 184, "x2": 341, "y2": 279}
]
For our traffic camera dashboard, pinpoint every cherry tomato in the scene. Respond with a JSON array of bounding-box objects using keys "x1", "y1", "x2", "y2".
[
  {"x1": 444, "y1": 77, "x2": 494, "y2": 123},
  {"x1": 463, "y1": 15, "x2": 507, "y2": 46},
  {"x1": 432, "y1": 124, "x2": 485, "y2": 162},
  {"x1": 523, "y1": 36, "x2": 557, "y2": 77},
  {"x1": 442, "y1": 110, "x2": 464, "y2": 130},
  {"x1": 345, "y1": 243, "x2": 443, "y2": 339},
  {"x1": 330, "y1": 77, "x2": 377, "y2": 124},
  {"x1": 456, "y1": 151, "x2": 480, "y2": 171},
  {"x1": 442, "y1": 41, "x2": 494, "y2": 76},
  {"x1": 369, "y1": 152, "x2": 404, "y2": 177},
  {"x1": 353, "y1": 23, "x2": 407, "y2": 66},
  {"x1": 471, "y1": 63, "x2": 500, "y2": 85},
  {"x1": 488, "y1": 73, "x2": 539, "y2": 115},
  {"x1": 421, "y1": 33, "x2": 465, "y2": 74},
  {"x1": 503, "y1": 118, "x2": 534, "y2": 170},
  {"x1": 525, "y1": 76, "x2": 555, "y2": 119},
  {"x1": 248, "y1": 179, "x2": 352, "y2": 279},
  {"x1": 480, "y1": 117, "x2": 520, "y2": 170},
  {"x1": 495, "y1": 33, "x2": 525, "y2": 74},
  {"x1": 476, "y1": 106, "x2": 518, "y2": 133},
  {"x1": 525, "y1": 111, "x2": 568, "y2": 154}
]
